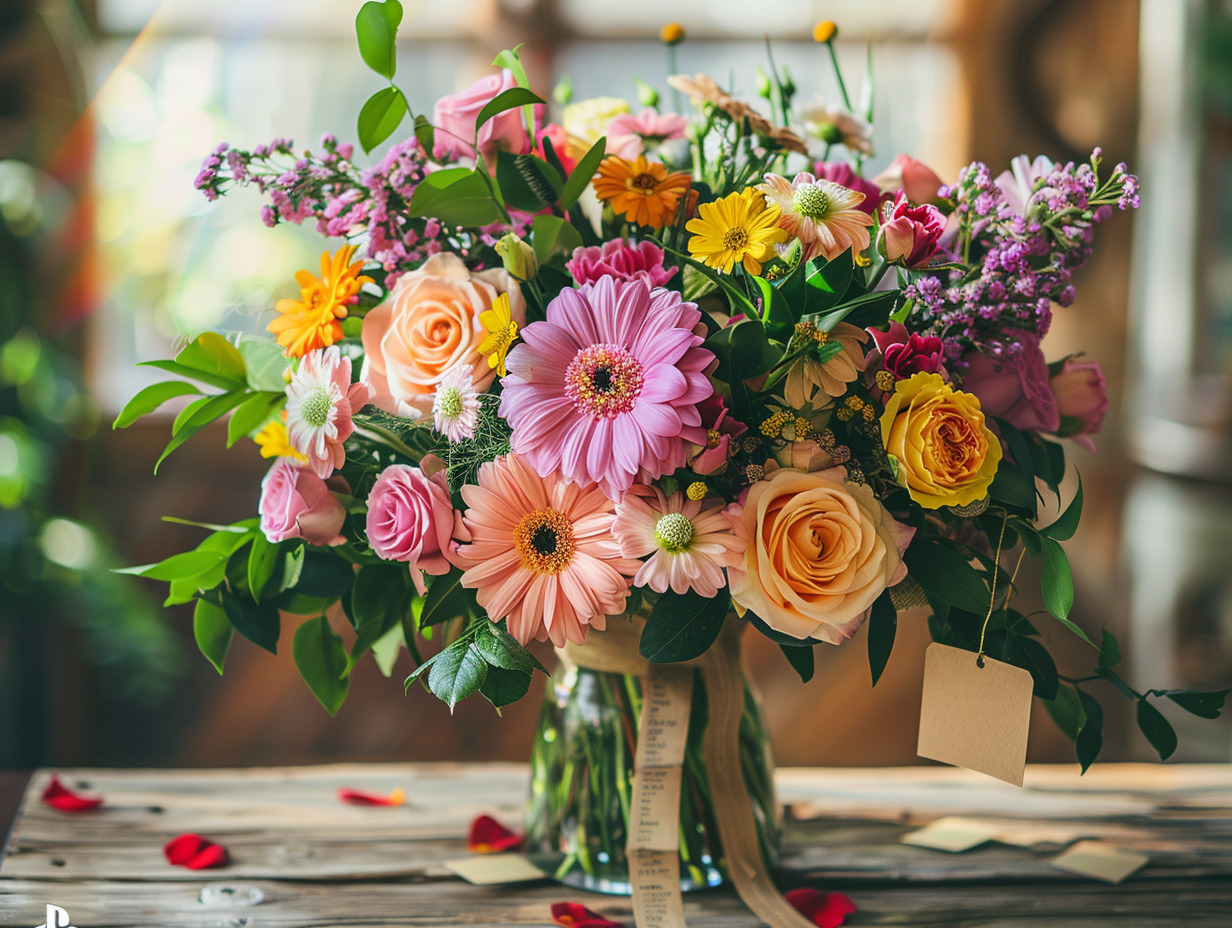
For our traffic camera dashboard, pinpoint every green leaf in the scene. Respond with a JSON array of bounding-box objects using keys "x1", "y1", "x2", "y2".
[
  {"x1": 1041, "y1": 476, "x2": 1083, "y2": 541},
  {"x1": 1052, "y1": 614, "x2": 1097, "y2": 648},
  {"x1": 370, "y1": 620, "x2": 406, "y2": 678},
  {"x1": 117, "y1": 549, "x2": 227, "y2": 581},
  {"x1": 480, "y1": 665, "x2": 532, "y2": 708},
  {"x1": 1029, "y1": 435, "x2": 1067, "y2": 496},
  {"x1": 1075, "y1": 688, "x2": 1104, "y2": 773},
  {"x1": 803, "y1": 251, "x2": 853, "y2": 310},
  {"x1": 532, "y1": 214, "x2": 583, "y2": 266},
  {"x1": 811, "y1": 289, "x2": 903, "y2": 331},
  {"x1": 640, "y1": 588, "x2": 728, "y2": 663},
  {"x1": 246, "y1": 535, "x2": 287, "y2": 602},
  {"x1": 164, "y1": 526, "x2": 256, "y2": 605},
  {"x1": 1160, "y1": 689, "x2": 1229, "y2": 720},
  {"x1": 778, "y1": 642, "x2": 814, "y2": 682},
  {"x1": 746, "y1": 610, "x2": 826, "y2": 647},
  {"x1": 1040, "y1": 537, "x2": 1074, "y2": 620},
  {"x1": 751, "y1": 275, "x2": 796, "y2": 331},
  {"x1": 227, "y1": 391, "x2": 284, "y2": 448},
  {"x1": 903, "y1": 540, "x2": 990, "y2": 614},
  {"x1": 558, "y1": 137, "x2": 607, "y2": 211},
  {"x1": 286, "y1": 550, "x2": 355, "y2": 601},
  {"x1": 1007, "y1": 635, "x2": 1059, "y2": 700},
  {"x1": 293, "y1": 616, "x2": 351, "y2": 716},
  {"x1": 358, "y1": 86, "x2": 408, "y2": 154},
  {"x1": 175, "y1": 332, "x2": 247, "y2": 385},
  {"x1": 428, "y1": 638, "x2": 488, "y2": 710},
  {"x1": 156, "y1": 391, "x2": 247, "y2": 472},
  {"x1": 113, "y1": 381, "x2": 202, "y2": 429},
  {"x1": 476, "y1": 87, "x2": 544, "y2": 134},
  {"x1": 1097, "y1": 628, "x2": 1121, "y2": 669},
  {"x1": 495, "y1": 151, "x2": 563, "y2": 213},
  {"x1": 988, "y1": 461, "x2": 1036, "y2": 510},
  {"x1": 1136, "y1": 698, "x2": 1177, "y2": 761},
  {"x1": 413, "y1": 113, "x2": 435, "y2": 155},
  {"x1": 193, "y1": 598, "x2": 233, "y2": 675},
  {"x1": 993, "y1": 418, "x2": 1037, "y2": 515},
  {"x1": 406, "y1": 167, "x2": 503, "y2": 227},
  {"x1": 346, "y1": 563, "x2": 411, "y2": 671},
  {"x1": 137, "y1": 360, "x2": 241, "y2": 392},
  {"x1": 220, "y1": 590, "x2": 281, "y2": 654},
  {"x1": 1042, "y1": 684, "x2": 1085, "y2": 743},
  {"x1": 420, "y1": 566, "x2": 469, "y2": 627},
  {"x1": 355, "y1": 0, "x2": 403, "y2": 79},
  {"x1": 492, "y1": 45, "x2": 530, "y2": 87},
  {"x1": 475, "y1": 621, "x2": 548, "y2": 674},
  {"x1": 867, "y1": 591, "x2": 897, "y2": 686}
]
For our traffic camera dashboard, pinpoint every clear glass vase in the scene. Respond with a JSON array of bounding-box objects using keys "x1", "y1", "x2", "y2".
[{"x1": 524, "y1": 632, "x2": 779, "y2": 895}]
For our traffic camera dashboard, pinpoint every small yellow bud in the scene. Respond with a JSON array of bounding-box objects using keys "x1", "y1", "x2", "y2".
[
  {"x1": 813, "y1": 20, "x2": 838, "y2": 44},
  {"x1": 686, "y1": 480, "x2": 708, "y2": 501},
  {"x1": 660, "y1": 22, "x2": 685, "y2": 45},
  {"x1": 875, "y1": 370, "x2": 896, "y2": 391},
  {"x1": 793, "y1": 417, "x2": 813, "y2": 439},
  {"x1": 845, "y1": 395, "x2": 864, "y2": 410},
  {"x1": 862, "y1": 405, "x2": 876, "y2": 421},
  {"x1": 836, "y1": 406, "x2": 854, "y2": 422},
  {"x1": 494, "y1": 233, "x2": 538, "y2": 281}
]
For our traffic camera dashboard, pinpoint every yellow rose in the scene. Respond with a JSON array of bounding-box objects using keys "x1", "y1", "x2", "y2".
[
  {"x1": 728, "y1": 465, "x2": 914, "y2": 642},
  {"x1": 880, "y1": 371, "x2": 1002, "y2": 510},
  {"x1": 563, "y1": 96, "x2": 631, "y2": 146}
]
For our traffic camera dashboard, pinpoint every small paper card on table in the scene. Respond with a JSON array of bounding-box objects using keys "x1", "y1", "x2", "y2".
[
  {"x1": 902, "y1": 816, "x2": 1000, "y2": 853},
  {"x1": 443, "y1": 853, "x2": 546, "y2": 885},
  {"x1": 1050, "y1": 840, "x2": 1149, "y2": 884},
  {"x1": 917, "y1": 643, "x2": 1033, "y2": 787}
]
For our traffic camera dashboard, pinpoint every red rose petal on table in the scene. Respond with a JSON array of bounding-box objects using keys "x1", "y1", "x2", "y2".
[
  {"x1": 41, "y1": 775, "x2": 103, "y2": 812},
  {"x1": 550, "y1": 901, "x2": 625, "y2": 928},
  {"x1": 164, "y1": 833, "x2": 229, "y2": 870},
  {"x1": 337, "y1": 787, "x2": 407, "y2": 806},
  {"x1": 786, "y1": 888, "x2": 858, "y2": 928},
  {"x1": 468, "y1": 814, "x2": 522, "y2": 853}
]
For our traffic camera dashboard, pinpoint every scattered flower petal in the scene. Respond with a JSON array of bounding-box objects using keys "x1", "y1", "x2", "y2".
[
  {"x1": 337, "y1": 787, "x2": 407, "y2": 807},
  {"x1": 550, "y1": 901, "x2": 626, "y2": 928},
  {"x1": 41, "y1": 775, "x2": 103, "y2": 813},
  {"x1": 786, "y1": 888, "x2": 858, "y2": 928},
  {"x1": 468, "y1": 814, "x2": 523, "y2": 853},
  {"x1": 163, "y1": 833, "x2": 230, "y2": 870}
]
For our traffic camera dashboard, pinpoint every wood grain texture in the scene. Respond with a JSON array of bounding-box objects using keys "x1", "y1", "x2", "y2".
[{"x1": 2, "y1": 764, "x2": 1230, "y2": 927}]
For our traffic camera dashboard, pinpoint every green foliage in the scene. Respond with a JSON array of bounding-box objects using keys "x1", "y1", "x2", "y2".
[
  {"x1": 1042, "y1": 684, "x2": 1085, "y2": 742},
  {"x1": 1075, "y1": 688, "x2": 1104, "y2": 773},
  {"x1": 475, "y1": 87, "x2": 544, "y2": 134},
  {"x1": 1158, "y1": 688, "x2": 1229, "y2": 719},
  {"x1": 532, "y1": 214, "x2": 583, "y2": 266},
  {"x1": 639, "y1": 588, "x2": 729, "y2": 663},
  {"x1": 1136, "y1": 698, "x2": 1177, "y2": 761},
  {"x1": 496, "y1": 151, "x2": 563, "y2": 213},
  {"x1": 866, "y1": 591, "x2": 896, "y2": 686},
  {"x1": 778, "y1": 642, "x2": 814, "y2": 682},
  {"x1": 407, "y1": 168, "x2": 504, "y2": 227},
  {"x1": 113, "y1": 381, "x2": 201, "y2": 429},
  {"x1": 419, "y1": 566, "x2": 472, "y2": 628},
  {"x1": 293, "y1": 616, "x2": 351, "y2": 716},
  {"x1": 904, "y1": 539, "x2": 990, "y2": 614},
  {"x1": 193, "y1": 599, "x2": 232, "y2": 674},
  {"x1": 1040, "y1": 537, "x2": 1074, "y2": 619},
  {"x1": 355, "y1": 0, "x2": 403, "y2": 79},
  {"x1": 226, "y1": 391, "x2": 283, "y2": 448},
  {"x1": 427, "y1": 636, "x2": 489, "y2": 710},
  {"x1": 358, "y1": 87, "x2": 409, "y2": 154},
  {"x1": 1041, "y1": 477, "x2": 1083, "y2": 541},
  {"x1": 559, "y1": 138, "x2": 607, "y2": 211}
]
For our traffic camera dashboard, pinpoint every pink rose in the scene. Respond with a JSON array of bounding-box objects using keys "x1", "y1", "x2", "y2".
[
  {"x1": 878, "y1": 192, "x2": 945, "y2": 267},
  {"x1": 566, "y1": 239, "x2": 678, "y2": 288},
  {"x1": 961, "y1": 335, "x2": 1061, "y2": 434},
  {"x1": 872, "y1": 154, "x2": 945, "y2": 203},
  {"x1": 259, "y1": 459, "x2": 347, "y2": 546},
  {"x1": 811, "y1": 161, "x2": 883, "y2": 215},
  {"x1": 366, "y1": 463, "x2": 461, "y2": 593},
  {"x1": 1050, "y1": 355, "x2": 1108, "y2": 452},
  {"x1": 433, "y1": 70, "x2": 538, "y2": 163}
]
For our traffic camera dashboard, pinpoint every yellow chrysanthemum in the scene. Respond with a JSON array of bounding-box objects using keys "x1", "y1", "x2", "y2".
[
  {"x1": 268, "y1": 244, "x2": 373, "y2": 358},
  {"x1": 685, "y1": 188, "x2": 788, "y2": 275},
  {"x1": 592, "y1": 155, "x2": 692, "y2": 229},
  {"x1": 477, "y1": 293, "x2": 519, "y2": 377},
  {"x1": 253, "y1": 419, "x2": 307, "y2": 463}
]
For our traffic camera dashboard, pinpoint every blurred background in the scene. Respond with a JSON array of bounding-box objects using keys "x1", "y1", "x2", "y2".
[{"x1": 1, "y1": 0, "x2": 1230, "y2": 770}]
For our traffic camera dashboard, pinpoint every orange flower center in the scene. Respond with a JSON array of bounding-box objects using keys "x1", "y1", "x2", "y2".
[
  {"x1": 513, "y1": 508, "x2": 576, "y2": 575},
  {"x1": 564, "y1": 344, "x2": 644, "y2": 419},
  {"x1": 629, "y1": 172, "x2": 658, "y2": 192}
]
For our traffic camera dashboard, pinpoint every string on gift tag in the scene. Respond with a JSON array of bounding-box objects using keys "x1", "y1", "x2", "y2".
[{"x1": 974, "y1": 509, "x2": 1025, "y2": 670}]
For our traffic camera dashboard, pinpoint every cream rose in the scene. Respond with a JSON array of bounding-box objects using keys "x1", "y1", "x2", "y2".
[
  {"x1": 728, "y1": 465, "x2": 914, "y2": 642},
  {"x1": 360, "y1": 253, "x2": 525, "y2": 418}
]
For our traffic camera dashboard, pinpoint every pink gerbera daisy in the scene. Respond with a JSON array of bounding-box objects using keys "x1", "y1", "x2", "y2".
[
  {"x1": 757, "y1": 172, "x2": 872, "y2": 262},
  {"x1": 499, "y1": 278, "x2": 714, "y2": 499},
  {"x1": 612, "y1": 488, "x2": 746, "y2": 599},
  {"x1": 453, "y1": 453, "x2": 640, "y2": 647},
  {"x1": 285, "y1": 346, "x2": 372, "y2": 478}
]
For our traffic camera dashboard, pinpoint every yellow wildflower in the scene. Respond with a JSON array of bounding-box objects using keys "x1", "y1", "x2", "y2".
[
  {"x1": 254, "y1": 419, "x2": 307, "y2": 463},
  {"x1": 478, "y1": 293, "x2": 519, "y2": 377}
]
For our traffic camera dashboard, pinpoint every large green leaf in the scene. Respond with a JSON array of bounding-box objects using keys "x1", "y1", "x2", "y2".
[
  {"x1": 174, "y1": 332, "x2": 247, "y2": 385},
  {"x1": 639, "y1": 588, "x2": 728, "y2": 663},
  {"x1": 778, "y1": 642, "x2": 814, "y2": 682},
  {"x1": 1040, "y1": 537, "x2": 1074, "y2": 620},
  {"x1": 495, "y1": 151, "x2": 563, "y2": 213},
  {"x1": 903, "y1": 540, "x2": 990, "y2": 614},
  {"x1": 113, "y1": 381, "x2": 201, "y2": 429},
  {"x1": 155, "y1": 390, "x2": 247, "y2": 472},
  {"x1": 293, "y1": 616, "x2": 351, "y2": 716},
  {"x1": 1006, "y1": 634, "x2": 1059, "y2": 700},
  {"x1": 480, "y1": 665, "x2": 532, "y2": 708},
  {"x1": 866, "y1": 591, "x2": 897, "y2": 686},
  {"x1": 474, "y1": 621, "x2": 547, "y2": 674},
  {"x1": 407, "y1": 168, "x2": 502, "y2": 227},
  {"x1": 1042, "y1": 684, "x2": 1085, "y2": 743},
  {"x1": 358, "y1": 86, "x2": 408, "y2": 154},
  {"x1": 1041, "y1": 476, "x2": 1083, "y2": 541},
  {"x1": 1136, "y1": 698, "x2": 1177, "y2": 761},
  {"x1": 235, "y1": 336, "x2": 290, "y2": 392},
  {"x1": 532, "y1": 214, "x2": 583, "y2": 266},
  {"x1": 355, "y1": 0, "x2": 403, "y2": 79},
  {"x1": 193, "y1": 598, "x2": 233, "y2": 675},
  {"x1": 227, "y1": 391, "x2": 284, "y2": 448},
  {"x1": 420, "y1": 566, "x2": 470, "y2": 628},
  {"x1": 116, "y1": 549, "x2": 227, "y2": 582},
  {"x1": 428, "y1": 638, "x2": 488, "y2": 710},
  {"x1": 220, "y1": 590, "x2": 281, "y2": 654},
  {"x1": 1075, "y1": 688, "x2": 1104, "y2": 774},
  {"x1": 1156, "y1": 688, "x2": 1229, "y2": 720},
  {"x1": 476, "y1": 87, "x2": 544, "y2": 133},
  {"x1": 558, "y1": 137, "x2": 607, "y2": 211}
]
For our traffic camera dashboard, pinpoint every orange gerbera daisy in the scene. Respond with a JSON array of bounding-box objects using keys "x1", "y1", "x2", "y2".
[
  {"x1": 268, "y1": 244, "x2": 373, "y2": 358},
  {"x1": 592, "y1": 155, "x2": 692, "y2": 228}
]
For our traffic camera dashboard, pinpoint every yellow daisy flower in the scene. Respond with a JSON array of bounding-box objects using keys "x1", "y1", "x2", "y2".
[
  {"x1": 686, "y1": 188, "x2": 788, "y2": 275},
  {"x1": 254, "y1": 419, "x2": 308, "y2": 463},
  {"x1": 478, "y1": 293, "x2": 519, "y2": 377},
  {"x1": 268, "y1": 244, "x2": 373, "y2": 358}
]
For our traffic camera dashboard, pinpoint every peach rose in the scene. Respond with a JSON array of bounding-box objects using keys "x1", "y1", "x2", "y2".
[
  {"x1": 728, "y1": 465, "x2": 914, "y2": 642},
  {"x1": 360, "y1": 253, "x2": 525, "y2": 418},
  {"x1": 880, "y1": 371, "x2": 1003, "y2": 510}
]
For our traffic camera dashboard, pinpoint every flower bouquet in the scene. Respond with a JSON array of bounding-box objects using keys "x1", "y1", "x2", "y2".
[{"x1": 117, "y1": 5, "x2": 1227, "y2": 916}]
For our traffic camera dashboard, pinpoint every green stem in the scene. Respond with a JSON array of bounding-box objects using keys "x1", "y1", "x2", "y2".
[
  {"x1": 352, "y1": 424, "x2": 420, "y2": 461},
  {"x1": 827, "y1": 42, "x2": 852, "y2": 110}
]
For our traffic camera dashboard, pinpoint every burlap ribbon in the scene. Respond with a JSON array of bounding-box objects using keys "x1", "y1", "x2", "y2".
[{"x1": 559, "y1": 618, "x2": 813, "y2": 928}]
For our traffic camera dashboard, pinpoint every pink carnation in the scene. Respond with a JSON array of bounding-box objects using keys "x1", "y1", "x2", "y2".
[
  {"x1": 566, "y1": 239, "x2": 678, "y2": 289},
  {"x1": 259, "y1": 459, "x2": 346, "y2": 546},
  {"x1": 366, "y1": 462, "x2": 463, "y2": 594}
]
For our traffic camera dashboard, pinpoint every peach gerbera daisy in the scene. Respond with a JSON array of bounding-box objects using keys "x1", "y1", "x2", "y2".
[
  {"x1": 757, "y1": 172, "x2": 873, "y2": 262},
  {"x1": 453, "y1": 453, "x2": 640, "y2": 647},
  {"x1": 269, "y1": 244, "x2": 372, "y2": 358},
  {"x1": 592, "y1": 155, "x2": 692, "y2": 228}
]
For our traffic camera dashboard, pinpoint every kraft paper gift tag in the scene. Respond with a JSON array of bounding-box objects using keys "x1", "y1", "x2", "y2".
[
  {"x1": 1050, "y1": 840, "x2": 1149, "y2": 884},
  {"x1": 917, "y1": 643, "x2": 1033, "y2": 787},
  {"x1": 902, "y1": 816, "x2": 1000, "y2": 852},
  {"x1": 443, "y1": 853, "x2": 546, "y2": 885}
]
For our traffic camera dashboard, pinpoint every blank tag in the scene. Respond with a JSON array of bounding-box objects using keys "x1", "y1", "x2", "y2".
[
  {"x1": 443, "y1": 853, "x2": 546, "y2": 884},
  {"x1": 902, "y1": 816, "x2": 999, "y2": 852},
  {"x1": 1050, "y1": 841, "x2": 1149, "y2": 883},
  {"x1": 917, "y1": 643, "x2": 1033, "y2": 787}
]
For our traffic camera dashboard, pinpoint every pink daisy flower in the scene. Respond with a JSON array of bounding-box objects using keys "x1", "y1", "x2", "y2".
[
  {"x1": 432, "y1": 364, "x2": 482, "y2": 442},
  {"x1": 453, "y1": 453, "x2": 640, "y2": 647},
  {"x1": 612, "y1": 488, "x2": 746, "y2": 599},
  {"x1": 285, "y1": 346, "x2": 372, "y2": 478},
  {"x1": 499, "y1": 278, "x2": 714, "y2": 499}
]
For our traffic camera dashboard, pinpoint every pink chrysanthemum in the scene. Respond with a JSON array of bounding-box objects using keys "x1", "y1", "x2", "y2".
[
  {"x1": 285, "y1": 346, "x2": 372, "y2": 478},
  {"x1": 566, "y1": 239, "x2": 677, "y2": 289},
  {"x1": 499, "y1": 278, "x2": 714, "y2": 499},
  {"x1": 453, "y1": 453, "x2": 640, "y2": 647},
  {"x1": 612, "y1": 488, "x2": 746, "y2": 598},
  {"x1": 757, "y1": 172, "x2": 872, "y2": 262}
]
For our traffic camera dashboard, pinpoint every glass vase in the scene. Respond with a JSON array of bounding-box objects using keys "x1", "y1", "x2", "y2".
[{"x1": 524, "y1": 622, "x2": 779, "y2": 895}]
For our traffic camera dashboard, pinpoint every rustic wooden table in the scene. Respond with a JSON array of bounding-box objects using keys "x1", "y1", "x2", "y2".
[{"x1": 1, "y1": 764, "x2": 1230, "y2": 927}]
